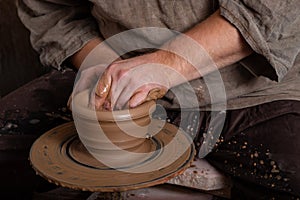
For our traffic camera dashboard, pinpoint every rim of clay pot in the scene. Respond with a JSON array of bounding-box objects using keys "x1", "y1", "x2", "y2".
[
  {"x1": 73, "y1": 90, "x2": 156, "y2": 122},
  {"x1": 96, "y1": 100, "x2": 156, "y2": 122}
]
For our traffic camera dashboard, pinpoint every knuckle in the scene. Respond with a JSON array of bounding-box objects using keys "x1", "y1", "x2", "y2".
[{"x1": 116, "y1": 68, "x2": 129, "y2": 80}]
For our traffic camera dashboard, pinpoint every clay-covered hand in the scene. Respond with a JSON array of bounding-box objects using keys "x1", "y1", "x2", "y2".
[
  {"x1": 92, "y1": 51, "x2": 193, "y2": 110},
  {"x1": 67, "y1": 38, "x2": 121, "y2": 110},
  {"x1": 68, "y1": 64, "x2": 107, "y2": 110}
]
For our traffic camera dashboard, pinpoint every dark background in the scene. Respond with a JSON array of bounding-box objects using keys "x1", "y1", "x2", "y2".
[
  {"x1": 0, "y1": 0, "x2": 49, "y2": 98},
  {"x1": 0, "y1": 1, "x2": 57, "y2": 199}
]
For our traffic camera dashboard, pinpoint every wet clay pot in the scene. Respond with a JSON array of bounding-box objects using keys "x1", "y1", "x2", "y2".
[{"x1": 72, "y1": 90, "x2": 156, "y2": 167}]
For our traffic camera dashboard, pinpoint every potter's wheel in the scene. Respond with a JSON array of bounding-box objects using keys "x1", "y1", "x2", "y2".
[{"x1": 30, "y1": 120, "x2": 195, "y2": 192}]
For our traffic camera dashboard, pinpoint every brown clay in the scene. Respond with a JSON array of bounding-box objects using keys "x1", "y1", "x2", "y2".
[
  {"x1": 30, "y1": 121, "x2": 195, "y2": 192},
  {"x1": 72, "y1": 90, "x2": 158, "y2": 166},
  {"x1": 30, "y1": 90, "x2": 195, "y2": 191}
]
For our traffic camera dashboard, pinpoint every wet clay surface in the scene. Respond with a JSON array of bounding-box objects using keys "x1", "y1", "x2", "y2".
[{"x1": 72, "y1": 90, "x2": 160, "y2": 167}]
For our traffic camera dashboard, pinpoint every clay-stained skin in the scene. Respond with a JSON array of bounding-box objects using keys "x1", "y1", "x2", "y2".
[
  {"x1": 94, "y1": 71, "x2": 112, "y2": 110},
  {"x1": 94, "y1": 74, "x2": 168, "y2": 111},
  {"x1": 146, "y1": 88, "x2": 167, "y2": 102}
]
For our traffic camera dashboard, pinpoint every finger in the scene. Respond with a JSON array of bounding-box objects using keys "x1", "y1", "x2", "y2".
[
  {"x1": 113, "y1": 82, "x2": 136, "y2": 110},
  {"x1": 89, "y1": 84, "x2": 107, "y2": 110},
  {"x1": 129, "y1": 87, "x2": 167, "y2": 108},
  {"x1": 92, "y1": 71, "x2": 112, "y2": 110},
  {"x1": 102, "y1": 87, "x2": 113, "y2": 111},
  {"x1": 147, "y1": 87, "x2": 167, "y2": 100},
  {"x1": 67, "y1": 93, "x2": 73, "y2": 111},
  {"x1": 128, "y1": 90, "x2": 149, "y2": 108},
  {"x1": 108, "y1": 73, "x2": 132, "y2": 110}
]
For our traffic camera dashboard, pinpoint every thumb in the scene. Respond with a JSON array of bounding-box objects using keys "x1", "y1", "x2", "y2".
[{"x1": 92, "y1": 72, "x2": 112, "y2": 110}]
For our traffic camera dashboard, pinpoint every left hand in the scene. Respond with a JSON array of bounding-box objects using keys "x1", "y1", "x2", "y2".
[
  {"x1": 92, "y1": 51, "x2": 189, "y2": 110},
  {"x1": 68, "y1": 64, "x2": 106, "y2": 110}
]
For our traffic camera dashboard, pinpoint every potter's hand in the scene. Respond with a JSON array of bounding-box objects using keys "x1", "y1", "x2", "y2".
[
  {"x1": 93, "y1": 51, "x2": 190, "y2": 110},
  {"x1": 67, "y1": 38, "x2": 121, "y2": 110},
  {"x1": 90, "y1": 9, "x2": 253, "y2": 110},
  {"x1": 68, "y1": 64, "x2": 106, "y2": 110}
]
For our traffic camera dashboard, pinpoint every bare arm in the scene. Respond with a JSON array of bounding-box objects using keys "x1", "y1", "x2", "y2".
[
  {"x1": 187, "y1": 10, "x2": 252, "y2": 68},
  {"x1": 79, "y1": 9, "x2": 253, "y2": 110},
  {"x1": 70, "y1": 38, "x2": 102, "y2": 69},
  {"x1": 154, "y1": 9, "x2": 253, "y2": 82},
  {"x1": 70, "y1": 38, "x2": 121, "y2": 69}
]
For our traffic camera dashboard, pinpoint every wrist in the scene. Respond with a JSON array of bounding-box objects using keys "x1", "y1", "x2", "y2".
[{"x1": 152, "y1": 50, "x2": 199, "y2": 84}]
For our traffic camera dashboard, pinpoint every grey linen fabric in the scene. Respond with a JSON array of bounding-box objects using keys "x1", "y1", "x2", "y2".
[{"x1": 17, "y1": 0, "x2": 300, "y2": 110}]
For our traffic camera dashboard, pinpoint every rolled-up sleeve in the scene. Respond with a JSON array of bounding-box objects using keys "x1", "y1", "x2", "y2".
[
  {"x1": 218, "y1": 0, "x2": 300, "y2": 81},
  {"x1": 17, "y1": 0, "x2": 100, "y2": 70}
]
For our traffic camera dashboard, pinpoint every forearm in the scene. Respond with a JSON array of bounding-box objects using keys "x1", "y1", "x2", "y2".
[
  {"x1": 84, "y1": 9, "x2": 253, "y2": 110},
  {"x1": 185, "y1": 9, "x2": 252, "y2": 68},
  {"x1": 70, "y1": 38, "x2": 102, "y2": 69},
  {"x1": 155, "y1": 9, "x2": 253, "y2": 83},
  {"x1": 70, "y1": 38, "x2": 122, "y2": 70}
]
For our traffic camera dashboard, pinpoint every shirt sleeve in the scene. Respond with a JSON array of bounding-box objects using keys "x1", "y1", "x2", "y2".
[
  {"x1": 17, "y1": 0, "x2": 101, "y2": 70},
  {"x1": 218, "y1": 0, "x2": 300, "y2": 81}
]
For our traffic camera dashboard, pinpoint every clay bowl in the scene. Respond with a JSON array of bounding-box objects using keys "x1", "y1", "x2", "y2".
[{"x1": 72, "y1": 90, "x2": 156, "y2": 167}]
